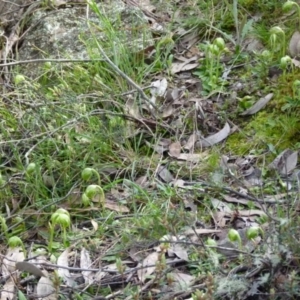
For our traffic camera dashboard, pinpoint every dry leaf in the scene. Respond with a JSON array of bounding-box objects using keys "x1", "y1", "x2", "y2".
[
  {"x1": 169, "y1": 272, "x2": 195, "y2": 289},
  {"x1": 168, "y1": 243, "x2": 188, "y2": 261},
  {"x1": 162, "y1": 104, "x2": 175, "y2": 118},
  {"x1": 137, "y1": 252, "x2": 159, "y2": 282},
  {"x1": 222, "y1": 195, "x2": 263, "y2": 209},
  {"x1": 104, "y1": 200, "x2": 130, "y2": 213},
  {"x1": 16, "y1": 261, "x2": 45, "y2": 278},
  {"x1": 269, "y1": 149, "x2": 298, "y2": 175},
  {"x1": 171, "y1": 56, "x2": 199, "y2": 74},
  {"x1": 57, "y1": 248, "x2": 75, "y2": 287},
  {"x1": 289, "y1": 31, "x2": 300, "y2": 57},
  {"x1": 135, "y1": 175, "x2": 148, "y2": 187},
  {"x1": 280, "y1": 151, "x2": 298, "y2": 175},
  {"x1": 146, "y1": 138, "x2": 171, "y2": 154},
  {"x1": 168, "y1": 141, "x2": 181, "y2": 157},
  {"x1": 292, "y1": 58, "x2": 300, "y2": 67},
  {"x1": 189, "y1": 98, "x2": 206, "y2": 119},
  {"x1": 37, "y1": 276, "x2": 57, "y2": 300},
  {"x1": 52, "y1": 0, "x2": 67, "y2": 6},
  {"x1": 156, "y1": 165, "x2": 174, "y2": 183},
  {"x1": 197, "y1": 123, "x2": 231, "y2": 147},
  {"x1": 171, "y1": 179, "x2": 186, "y2": 188},
  {"x1": 2, "y1": 247, "x2": 25, "y2": 277},
  {"x1": 240, "y1": 93, "x2": 273, "y2": 115},
  {"x1": 80, "y1": 248, "x2": 93, "y2": 285},
  {"x1": 238, "y1": 210, "x2": 267, "y2": 217},
  {"x1": 184, "y1": 228, "x2": 221, "y2": 235},
  {"x1": 150, "y1": 78, "x2": 168, "y2": 108},
  {"x1": 212, "y1": 211, "x2": 227, "y2": 227},
  {"x1": 134, "y1": 0, "x2": 157, "y2": 13},
  {"x1": 165, "y1": 88, "x2": 182, "y2": 102},
  {"x1": 125, "y1": 97, "x2": 141, "y2": 118},
  {"x1": 91, "y1": 219, "x2": 98, "y2": 231},
  {"x1": 177, "y1": 153, "x2": 205, "y2": 162},
  {"x1": 184, "y1": 132, "x2": 198, "y2": 150},
  {"x1": 211, "y1": 198, "x2": 232, "y2": 213},
  {"x1": 1, "y1": 279, "x2": 15, "y2": 300}
]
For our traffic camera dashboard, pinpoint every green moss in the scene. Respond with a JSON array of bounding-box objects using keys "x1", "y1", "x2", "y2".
[
  {"x1": 225, "y1": 132, "x2": 258, "y2": 155},
  {"x1": 226, "y1": 107, "x2": 300, "y2": 156}
]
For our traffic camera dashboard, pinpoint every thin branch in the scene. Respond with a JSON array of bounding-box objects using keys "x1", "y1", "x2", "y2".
[{"x1": 0, "y1": 58, "x2": 105, "y2": 67}]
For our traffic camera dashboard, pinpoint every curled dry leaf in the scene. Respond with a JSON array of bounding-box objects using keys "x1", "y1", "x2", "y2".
[
  {"x1": 1, "y1": 279, "x2": 15, "y2": 300},
  {"x1": 165, "y1": 88, "x2": 182, "y2": 102},
  {"x1": 292, "y1": 58, "x2": 300, "y2": 67},
  {"x1": 280, "y1": 151, "x2": 298, "y2": 175},
  {"x1": 222, "y1": 195, "x2": 263, "y2": 209},
  {"x1": 189, "y1": 98, "x2": 206, "y2": 119},
  {"x1": 184, "y1": 132, "x2": 198, "y2": 151},
  {"x1": 171, "y1": 56, "x2": 199, "y2": 74},
  {"x1": 150, "y1": 78, "x2": 168, "y2": 108},
  {"x1": 238, "y1": 210, "x2": 267, "y2": 217},
  {"x1": 91, "y1": 219, "x2": 98, "y2": 231},
  {"x1": 146, "y1": 138, "x2": 171, "y2": 154},
  {"x1": 289, "y1": 31, "x2": 300, "y2": 57},
  {"x1": 81, "y1": 248, "x2": 93, "y2": 285},
  {"x1": 170, "y1": 246, "x2": 188, "y2": 261},
  {"x1": 52, "y1": 0, "x2": 67, "y2": 6},
  {"x1": 162, "y1": 104, "x2": 175, "y2": 118},
  {"x1": 240, "y1": 93, "x2": 273, "y2": 115},
  {"x1": 156, "y1": 165, "x2": 174, "y2": 183},
  {"x1": 135, "y1": 175, "x2": 148, "y2": 187},
  {"x1": 2, "y1": 247, "x2": 25, "y2": 278},
  {"x1": 16, "y1": 261, "x2": 45, "y2": 278},
  {"x1": 105, "y1": 200, "x2": 130, "y2": 213},
  {"x1": 137, "y1": 252, "x2": 159, "y2": 282},
  {"x1": 197, "y1": 123, "x2": 231, "y2": 147},
  {"x1": 168, "y1": 141, "x2": 181, "y2": 157},
  {"x1": 125, "y1": 97, "x2": 141, "y2": 119},
  {"x1": 213, "y1": 211, "x2": 227, "y2": 228},
  {"x1": 184, "y1": 228, "x2": 221, "y2": 235},
  {"x1": 268, "y1": 149, "x2": 298, "y2": 175},
  {"x1": 57, "y1": 248, "x2": 76, "y2": 287},
  {"x1": 168, "y1": 272, "x2": 195, "y2": 289},
  {"x1": 177, "y1": 153, "x2": 206, "y2": 162},
  {"x1": 211, "y1": 198, "x2": 232, "y2": 213},
  {"x1": 37, "y1": 276, "x2": 57, "y2": 300}
]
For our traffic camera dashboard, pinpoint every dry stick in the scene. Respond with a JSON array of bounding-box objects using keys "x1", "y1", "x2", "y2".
[
  {"x1": 0, "y1": 58, "x2": 106, "y2": 67},
  {"x1": 94, "y1": 40, "x2": 157, "y2": 110}
]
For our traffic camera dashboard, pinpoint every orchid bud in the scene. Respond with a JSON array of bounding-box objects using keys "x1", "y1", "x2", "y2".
[
  {"x1": 208, "y1": 44, "x2": 220, "y2": 55},
  {"x1": 206, "y1": 238, "x2": 217, "y2": 246},
  {"x1": 214, "y1": 37, "x2": 225, "y2": 51},
  {"x1": 261, "y1": 50, "x2": 271, "y2": 59},
  {"x1": 55, "y1": 213, "x2": 70, "y2": 228},
  {"x1": 293, "y1": 79, "x2": 300, "y2": 88},
  {"x1": 81, "y1": 168, "x2": 94, "y2": 181},
  {"x1": 280, "y1": 55, "x2": 291, "y2": 69},
  {"x1": 85, "y1": 184, "x2": 102, "y2": 198},
  {"x1": 14, "y1": 74, "x2": 25, "y2": 85},
  {"x1": 228, "y1": 229, "x2": 242, "y2": 246},
  {"x1": 51, "y1": 208, "x2": 70, "y2": 227},
  {"x1": 44, "y1": 62, "x2": 52, "y2": 69},
  {"x1": 82, "y1": 193, "x2": 91, "y2": 206},
  {"x1": 26, "y1": 163, "x2": 37, "y2": 175},
  {"x1": 246, "y1": 226, "x2": 264, "y2": 240},
  {"x1": 282, "y1": 1, "x2": 297, "y2": 12},
  {"x1": 270, "y1": 26, "x2": 285, "y2": 35},
  {"x1": 8, "y1": 236, "x2": 24, "y2": 248}
]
